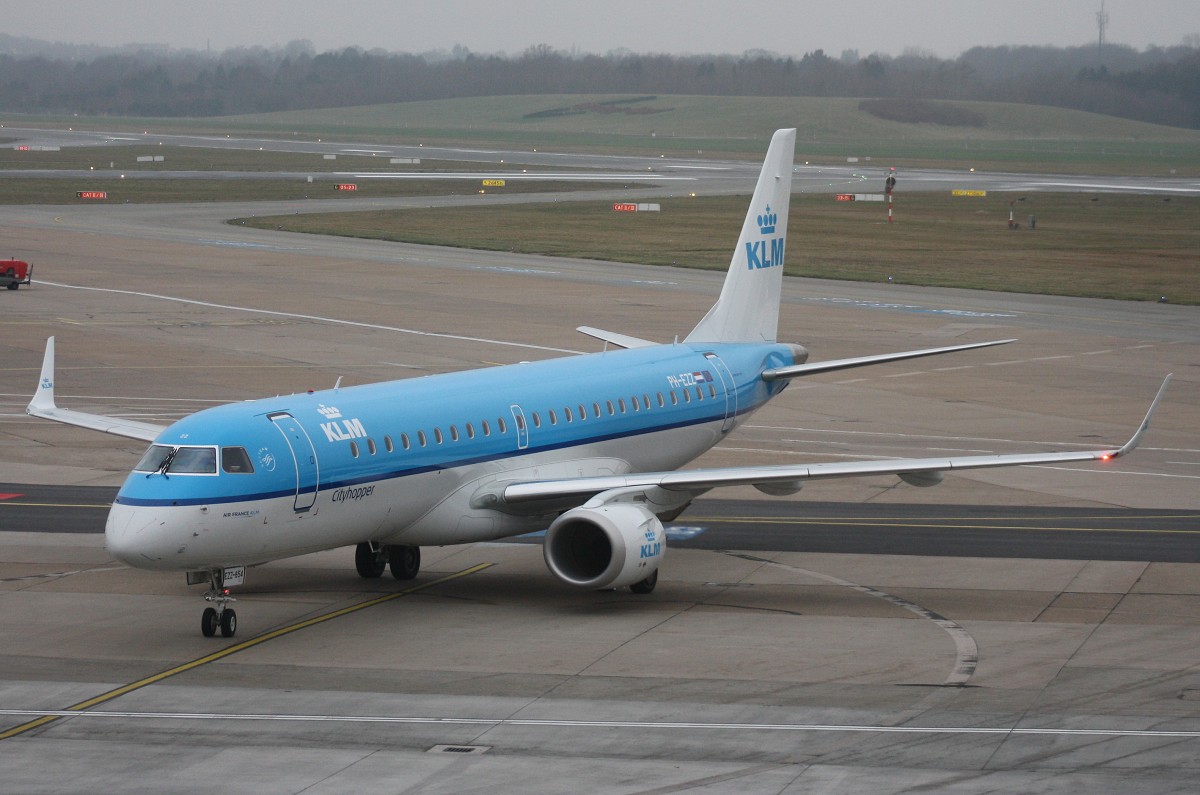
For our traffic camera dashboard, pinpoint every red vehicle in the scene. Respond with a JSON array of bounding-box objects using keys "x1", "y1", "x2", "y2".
[{"x1": 1, "y1": 259, "x2": 32, "y2": 290}]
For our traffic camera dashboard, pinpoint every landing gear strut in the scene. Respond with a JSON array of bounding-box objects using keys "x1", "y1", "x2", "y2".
[{"x1": 200, "y1": 569, "x2": 237, "y2": 638}]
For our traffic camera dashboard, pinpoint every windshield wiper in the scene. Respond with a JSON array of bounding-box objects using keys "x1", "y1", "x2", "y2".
[{"x1": 149, "y1": 447, "x2": 178, "y2": 478}]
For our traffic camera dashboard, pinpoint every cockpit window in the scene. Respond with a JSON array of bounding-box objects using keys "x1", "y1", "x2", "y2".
[
  {"x1": 133, "y1": 444, "x2": 217, "y2": 475},
  {"x1": 135, "y1": 445, "x2": 174, "y2": 473},
  {"x1": 166, "y1": 447, "x2": 217, "y2": 474},
  {"x1": 221, "y1": 447, "x2": 254, "y2": 474}
]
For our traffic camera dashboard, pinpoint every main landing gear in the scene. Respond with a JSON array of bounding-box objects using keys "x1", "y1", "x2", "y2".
[
  {"x1": 200, "y1": 569, "x2": 237, "y2": 638},
  {"x1": 355, "y1": 542, "x2": 421, "y2": 581}
]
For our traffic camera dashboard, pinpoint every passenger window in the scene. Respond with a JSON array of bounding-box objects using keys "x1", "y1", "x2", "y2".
[
  {"x1": 709, "y1": 385, "x2": 717, "y2": 399},
  {"x1": 350, "y1": 441, "x2": 359, "y2": 458},
  {"x1": 630, "y1": 396, "x2": 639, "y2": 412},
  {"x1": 656, "y1": 393, "x2": 665, "y2": 407},
  {"x1": 418, "y1": 430, "x2": 427, "y2": 447},
  {"x1": 549, "y1": 409, "x2": 557, "y2": 425},
  {"x1": 384, "y1": 435, "x2": 394, "y2": 453},
  {"x1": 482, "y1": 419, "x2": 491, "y2": 436},
  {"x1": 515, "y1": 414, "x2": 526, "y2": 431},
  {"x1": 434, "y1": 428, "x2": 443, "y2": 444},
  {"x1": 606, "y1": 400, "x2": 614, "y2": 415},
  {"x1": 643, "y1": 394, "x2": 651, "y2": 409},
  {"x1": 696, "y1": 386, "x2": 704, "y2": 401},
  {"x1": 671, "y1": 391, "x2": 679, "y2": 406},
  {"x1": 564, "y1": 406, "x2": 572, "y2": 422},
  {"x1": 401, "y1": 433, "x2": 411, "y2": 450},
  {"x1": 618, "y1": 398, "x2": 626, "y2": 413},
  {"x1": 498, "y1": 417, "x2": 507, "y2": 433},
  {"x1": 466, "y1": 423, "x2": 475, "y2": 439},
  {"x1": 367, "y1": 438, "x2": 377, "y2": 455},
  {"x1": 450, "y1": 425, "x2": 459, "y2": 441},
  {"x1": 683, "y1": 390, "x2": 691, "y2": 403},
  {"x1": 532, "y1": 412, "x2": 541, "y2": 428},
  {"x1": 579, "y1": 404, "x2": 587, "y2": 419},
  {"x1": 221, "y1": 447, "x2": 254, "y2": 474}
]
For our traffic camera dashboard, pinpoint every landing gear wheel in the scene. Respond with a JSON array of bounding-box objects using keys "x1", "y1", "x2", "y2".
[
  {"x1": 355, "y1": 542, "x2": 386, "y2": 578},
  {"x1": 220, "y1": 609, "x2": 238, "y2": 638},
  {"x1": 201, "y1": 607, "x2": 219, "y2": 637},
  {"x1": 630, "y1": 570, "x2": 658, "y2": 594},
  {"x1": 389, "y1": 545, "x2": 421, "y2": 580}
]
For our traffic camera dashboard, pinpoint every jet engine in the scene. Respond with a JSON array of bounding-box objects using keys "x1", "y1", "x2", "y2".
[{"x1": 543, "y1": 503, "x2": 665, "y2": 590}]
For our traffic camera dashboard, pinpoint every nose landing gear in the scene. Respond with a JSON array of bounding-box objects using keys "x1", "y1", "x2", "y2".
[{"x1": 199, "y1": 569, "x2": 238, "y2": 638}]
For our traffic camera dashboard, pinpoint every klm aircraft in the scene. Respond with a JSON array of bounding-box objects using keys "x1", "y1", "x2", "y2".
[{"x1": 27, "y1": 129, "x2": 1169, "y2": 638}]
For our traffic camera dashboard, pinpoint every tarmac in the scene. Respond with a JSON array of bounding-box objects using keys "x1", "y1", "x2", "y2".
[{"x1": 0, "y1": 157, "x2": 1198, "y2": 792}]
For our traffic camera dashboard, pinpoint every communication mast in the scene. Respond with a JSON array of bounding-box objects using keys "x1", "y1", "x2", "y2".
[{"x1": 1096, "y1": 1, "x2": 1110, "y2": 55}]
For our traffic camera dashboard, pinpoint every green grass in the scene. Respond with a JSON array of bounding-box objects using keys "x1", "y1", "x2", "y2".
[
  {"x1": 8, "y1": 95, "x2": 1200, "y2": 175},
  {"x1": 237, "y1": 191, "x2": 1200, "y2": 304}
]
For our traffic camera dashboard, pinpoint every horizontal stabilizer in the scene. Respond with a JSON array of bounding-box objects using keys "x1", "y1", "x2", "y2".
[
  {"x1": 576, "y1": 326, "x2": 657, "y2": 349},
  {"x1": 762, "y1": 339, "x2": 1017, "y2": 380},
  {"x1": 26, "y1": 337, "x2": 165, "y2": 442}
]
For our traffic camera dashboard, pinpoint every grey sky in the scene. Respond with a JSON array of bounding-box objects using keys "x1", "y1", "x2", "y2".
[{"x1": 4, "y1": 0, "x2": 1198, "y2": 58}]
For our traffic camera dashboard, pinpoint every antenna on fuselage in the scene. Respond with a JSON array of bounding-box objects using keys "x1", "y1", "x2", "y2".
[{"x1": 334, "y1": 376, "x2": 343, "y2": 391}]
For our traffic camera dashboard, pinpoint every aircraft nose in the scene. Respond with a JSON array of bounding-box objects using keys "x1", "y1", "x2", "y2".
[{"x1": 105, "y1": 502, "x2": 169, "y2": 568}]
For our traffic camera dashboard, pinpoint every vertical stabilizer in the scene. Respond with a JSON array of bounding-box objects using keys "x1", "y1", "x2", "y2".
[{"x1": 685, "y1": 128, "x2": 795, "y2": 343}]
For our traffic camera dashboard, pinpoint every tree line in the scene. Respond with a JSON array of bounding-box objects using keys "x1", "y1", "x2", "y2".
[{"x1": 1, "y1": 36, "x2": 1197, "y2": 129}]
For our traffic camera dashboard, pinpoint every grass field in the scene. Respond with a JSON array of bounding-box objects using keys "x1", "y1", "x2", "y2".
[
  {"x1": 237, "y1": 191, "x2": 1200, "y2": 304},
  {"x1": 8, "y1": 95, "x2": 1200, "y2": 175}
]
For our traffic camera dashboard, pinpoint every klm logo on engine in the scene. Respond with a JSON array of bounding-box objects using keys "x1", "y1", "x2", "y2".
[
  {"x1": 640, "y1": 527, "x2": 662, "y2": 559},
  {"x1": 317, "y1": 404, "x2": 367, "y2": 443},
  {"x1": 745, "y1": 205, "x2": 784, "y2": 270}
]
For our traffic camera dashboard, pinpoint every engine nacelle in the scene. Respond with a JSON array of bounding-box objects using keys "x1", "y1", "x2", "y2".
[{"x1": 543, "y1": 503, "x2": 665, "y2": 589}]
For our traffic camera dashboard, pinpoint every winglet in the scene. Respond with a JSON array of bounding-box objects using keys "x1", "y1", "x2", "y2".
[
  {"x1": 27, "y1": 336, "x2": 57, "y2": 415},
  {"x1": 1111, "y1": 373, "x2": 1172, "y2": 458}
]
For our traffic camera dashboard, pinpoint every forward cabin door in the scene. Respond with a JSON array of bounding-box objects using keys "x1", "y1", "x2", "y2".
[{"x1": 268, "y1": 412, "x2": 320, "y2": 512}]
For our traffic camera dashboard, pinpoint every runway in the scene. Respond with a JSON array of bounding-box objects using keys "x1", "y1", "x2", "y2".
[{"x1": 1, "y1": 127, "x2": 1198, "y2": 793}]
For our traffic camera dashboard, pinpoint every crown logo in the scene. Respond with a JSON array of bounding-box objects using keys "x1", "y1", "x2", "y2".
[
  {"x1": 317, "y1": 404, "x2": 342, "y2": 419},
  {"x1": 757, "y1": 205, "x2": 777, "y2": 235}
]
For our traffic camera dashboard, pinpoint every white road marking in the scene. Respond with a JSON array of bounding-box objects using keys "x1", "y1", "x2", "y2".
[
  {"x1": 3, "y1": 709, "x2": 1196, "y2": 738},
  {"x1": 722, "y1": 552, "x2": 978, "y2": 686},
  {"x1": 37, "y1": 280, "x2": 583, "y2": 355}
]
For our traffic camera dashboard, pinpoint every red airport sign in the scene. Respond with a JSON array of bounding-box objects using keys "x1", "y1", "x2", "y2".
[
  {"x1": 335, "y1": 183, "x2": 358, "y2": 191},
  {"x1": 76, "y1": 191, "x2": 107, "y2": 199},
  {"x1": 613, "y1": 203, "x2": 638, "y2": 212}
]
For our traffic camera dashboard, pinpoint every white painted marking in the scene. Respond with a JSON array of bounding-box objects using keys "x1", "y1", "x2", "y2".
[
  {"x1": 722, "y1": 552, "x2": 978, "y2": 686},
  {"x1": 6, "y1": 709, "x2": 1195, "y2": 738},
  {"x1": 37, "y1": 280, "x2": 583, "y2": 355}
]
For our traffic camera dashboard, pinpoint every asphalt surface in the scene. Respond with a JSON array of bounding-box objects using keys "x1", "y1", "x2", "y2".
[
  {"x1": 4, "y1": 484, "x2": 1199, "y2": 562},
  {"x1": 1, "y1": 124, "x2": 1198, "y2": 794}
]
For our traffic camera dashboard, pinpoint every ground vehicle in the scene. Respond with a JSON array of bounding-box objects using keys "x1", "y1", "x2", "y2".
[{"x1": 1, "y1": 259, "x2": 32, "y2": 290}]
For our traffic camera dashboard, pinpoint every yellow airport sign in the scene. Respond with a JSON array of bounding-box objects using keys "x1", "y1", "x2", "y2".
[
  {"x1": 482, "y1": 179, "x2": 506, "y2": 187},
  {"x1": 952, "y1": 189, "x2": 987, "y2": 197}
]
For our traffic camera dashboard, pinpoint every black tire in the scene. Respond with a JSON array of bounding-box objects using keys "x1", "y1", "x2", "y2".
[
  {"x1": 201, "y1": 607, "x2": 218, "y2": 637},
  {"x1": 5, "y1": 283, "x2": 16, "y2": 290},
  {"x1": 220, "y1": 609, "x2": 237, "y2": 638},
  {"x1": 630, "y1": 570, "x2": 658, "y2": 594},
  {"x1": 389, "y1": 545, "x2": 420, "y2": 580},
  {"x1": 355, "y1": 542, "x2": 386, "y2": 578}
]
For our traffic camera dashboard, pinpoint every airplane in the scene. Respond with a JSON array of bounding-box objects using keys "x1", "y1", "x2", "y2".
[{"x1": 26, "y1": 128, "x2": 1170, "y2": 638}]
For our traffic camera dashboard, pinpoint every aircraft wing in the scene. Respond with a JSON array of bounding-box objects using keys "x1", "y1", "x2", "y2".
[
  {"x1": 26, "y1": 337, "x2": 166, "y2": 442},
  {"x1": 493, "y1": 374, "x2": 1171, "y2": 508}
]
